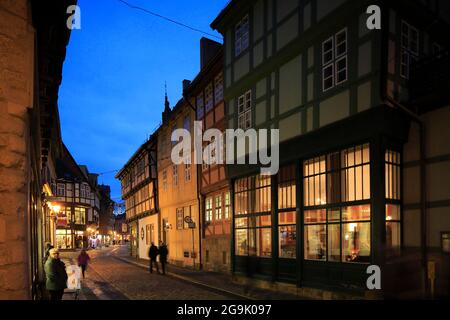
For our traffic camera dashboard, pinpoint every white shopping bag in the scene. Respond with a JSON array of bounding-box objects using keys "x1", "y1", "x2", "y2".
[{"x1": 66, "y1": 265, "x2": 81, "y2": 290}]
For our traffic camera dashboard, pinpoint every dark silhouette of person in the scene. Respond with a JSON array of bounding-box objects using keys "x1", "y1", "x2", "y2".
[
  {"x1": 148, "y1": 242, "x2": 159, "y2": 274},
  {"x1": 158, "y1": 242, "x2": 168, "y2": 275},
  {"x1": 77, "y1": 249, "x2": 91, "y2": 278}
]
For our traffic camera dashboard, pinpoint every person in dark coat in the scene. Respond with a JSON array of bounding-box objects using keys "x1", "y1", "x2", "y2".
[
  {"x1": 77, "y1": 249, "x2": 91, "y2": 279},
  {"x1": 148, "y1": 242, "x2": 159, "y2": 274},
  {"x1": 44, "y1": 248, "x2": 68, "y2": 301},
  {"x1": 158, "y1": 242, "x2": 168, "y2": 275}
]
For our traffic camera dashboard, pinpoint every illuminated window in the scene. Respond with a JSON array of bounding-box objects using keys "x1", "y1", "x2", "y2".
[
  {"x1": 234, "y1": 174, "x2": 272, "y2": 257},
  {"x1": 303, "y1": 144, "x2": 371, "y2": 263},
  {"x1": 278, "y1": 165, "x2": 297, "y2": 259},
  {"x1": 205, "y1": 198, "x2": 213, "y2": 222},
  {"x1": 215, "y1": 195, "x2": 222, "y2": 220},
  {"x1": 74, "y1": 207, "x2": 86, "y2": 225},
  {"x1": 235, "y1": 15, "x2": 249, "y2": 57},
  {"x1": 224, "y1": 192, "x2": 231, "y2": 220},
  {"x1": 385, "y1": 150, "x2": 402, "y2": 257}
]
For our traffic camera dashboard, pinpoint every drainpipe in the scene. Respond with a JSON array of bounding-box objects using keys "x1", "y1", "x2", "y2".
[
  {"x1": 183, "y1": 94, "x2": 202, "y2": 270},
  {"x1": 383, "y1": 96, "x2": 428, "y2": 298}
]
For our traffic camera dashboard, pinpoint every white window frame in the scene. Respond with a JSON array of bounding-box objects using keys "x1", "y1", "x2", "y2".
[
  {"x1": 322, "y1": 28, "x2": 348, "y2": 92},
  {"x1": 184, "y1": 155, "x2": 191, "y2": 182},
  {"x1": 235, "y1": 14, "x2": 249, "y2": 57},
  {"x1": 173, "y1": 165, "x2": 178, "y2": 187},
  {"x1": 205, "y1": 197, "x2": 213, "y2": 222},
  {"x1": 215, "y1": 195, "x2": 222, "y2": 221},
  {"x1": 237, "y1": 90, "x2": 252, "y2": 130}
]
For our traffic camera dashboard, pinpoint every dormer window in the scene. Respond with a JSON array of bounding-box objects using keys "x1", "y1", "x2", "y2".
[{"x1": 235, "y1": 15, "x2": 249, "y2": 57}]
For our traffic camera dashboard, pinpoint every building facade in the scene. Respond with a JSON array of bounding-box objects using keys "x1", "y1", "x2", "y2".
[
  {"x1": 211, "y1": 0, "x2": 450, "y2": 298},
  {"x1": 116, "y1": 137, "x2": 158, "y2": 259},
  {"x1": 98, "y1": 185, "x2": 115, "y2": 246},
  {"x1": 0, "y1": 0, "x2": 75, "y2": 299},
  {"x1": 49, "y1": 145, "x2": 101, "y2": 250},
  {"x1": 185, "y1": 39, "x2": 232, "y2": 273},
  {"x1": 156, "y1": 93, "x2": 201, "y2": 268}
]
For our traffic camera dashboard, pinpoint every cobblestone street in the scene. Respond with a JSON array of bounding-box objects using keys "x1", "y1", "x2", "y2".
[{"x1": 60, "y1": 246, "x2": 234, "y2": 300}]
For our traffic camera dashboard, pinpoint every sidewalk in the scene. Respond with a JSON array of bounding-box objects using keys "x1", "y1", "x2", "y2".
[{"x1": 116, "y1": 255, "x2": 303, "y2": 300}]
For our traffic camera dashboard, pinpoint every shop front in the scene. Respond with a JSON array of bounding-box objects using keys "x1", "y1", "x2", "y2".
[{"x1": 229, "y1": 106, "x2": 409, "y2": 294}]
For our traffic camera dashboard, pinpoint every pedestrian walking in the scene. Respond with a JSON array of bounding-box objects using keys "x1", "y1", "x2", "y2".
[
  {"x1": 148, "y1": 242, "x2": 159, "y2": 274},
  {"x1": 77, "y1": 249, "x2": 91, "y2": 279},
  {"x1": 158, "y1": 242, "x2": 168, "y2": 275},
  {"x1": 44, "y1": 248, "x2": 68, "y2": 301}
]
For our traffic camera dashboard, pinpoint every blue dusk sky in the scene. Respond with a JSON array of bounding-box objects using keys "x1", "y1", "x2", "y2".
[{"x1": 59, "y1": 0, "x2": 228, "y2": 202}]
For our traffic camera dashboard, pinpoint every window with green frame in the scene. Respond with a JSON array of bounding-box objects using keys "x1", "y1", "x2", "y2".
[
  {"x1": 303, "y1": 144, "x2": 371, "y2": 263},
  {"x1": 234, "y1": 174, "x2": 272, "y2": 257}
]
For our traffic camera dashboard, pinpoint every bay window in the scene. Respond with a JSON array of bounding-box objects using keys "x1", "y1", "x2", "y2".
[{"x1": 303, "y1": 144, "x2": 371, "y2": 263}]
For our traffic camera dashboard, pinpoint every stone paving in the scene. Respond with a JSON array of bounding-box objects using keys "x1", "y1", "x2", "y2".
[{"x1": 60, "y1": 246, "x2": 232, "y2": 300}]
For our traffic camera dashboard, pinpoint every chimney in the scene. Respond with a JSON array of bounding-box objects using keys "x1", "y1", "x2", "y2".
[
  {"x1": 200, "y1": 37, "x2": 222, "y2": 70},
  {"x1": 182, "y1": 79, "x2": 191, "y2": 93}
]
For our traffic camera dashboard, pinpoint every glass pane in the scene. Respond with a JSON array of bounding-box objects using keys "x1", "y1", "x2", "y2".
[
  {"x1": 342, "y1": 205, "x2": 371, "y2": 221},
  {"x1": 257, "y1": 228, "x2": 271, "y2": 258},
  {"x1": 279, "y1": 211, "x2": 296, "y2": 225},
  {"x1": 304, "y1": 225, "x2": 326, "y2": 261},
  {"x1": 342, "y1": 222, "x2": 371, "y2": 263},
  {"x1": 304, "y1": 209, "x2": 326, "y2": 224},
  {"x1": 257, "y1": 215, "x2": 271, "y2": 227},
  {"x1": 235, "y1": 217, "x2": 248, "y2": 228},
  {"x1": 328, "y1": 224, "x2": 341, "y2": 262},
  {"x1": 235, "y1": 229, "x2": 248, "y2": 256},
  {"x1": 279, "y1": 226, "x2": 296, "y2": 259},
  {"x1": 327, "y1": 208, "x2": 340, "y2": 222},
  {"x1": 248, "y1": 228, "x2": 256, "y2": 256},
  {"x1": 386, "y1": 222, "x2": 401, "y2": 255},
  {"x1": 386, "y1": 204, "x2": 401, "y2": 221},
  {"x1": 362, "y1": 144, "x2": 370, "y2": 163}
]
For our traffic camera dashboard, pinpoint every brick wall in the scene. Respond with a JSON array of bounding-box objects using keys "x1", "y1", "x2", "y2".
[{"x1": 0, "y1": 0, "x2": 35, "y2": 300}]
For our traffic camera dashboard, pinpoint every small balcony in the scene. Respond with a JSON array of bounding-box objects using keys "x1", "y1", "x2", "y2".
[{"x1": 409, "y1": 50, "x2": 450, "y2": 113}]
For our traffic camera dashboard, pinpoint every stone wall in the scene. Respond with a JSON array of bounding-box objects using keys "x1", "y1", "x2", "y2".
[
  {"x1": 202, "y1": 236, "x2": 231, "y2": 274},
  {"x1": 0, "y1": 0, "x2": 35, "y2": 299}
]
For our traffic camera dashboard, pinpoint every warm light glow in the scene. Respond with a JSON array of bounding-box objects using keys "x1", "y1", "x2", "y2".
[
  {"x1": 52, "y1": 205, "x2": 61, "y2": 214},
  {"x1": 349, "y1": 223, "x2": 357, "y2": 232},
  {"x1": 386, "y1": 216, "x2": 392, "y2": 221}
]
